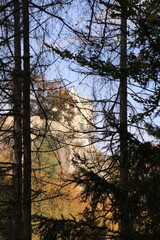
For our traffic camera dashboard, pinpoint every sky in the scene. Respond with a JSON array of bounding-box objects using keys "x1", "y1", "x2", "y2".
[{"x1": 29, "y1": 1, "x2": 159, "y2": 146}]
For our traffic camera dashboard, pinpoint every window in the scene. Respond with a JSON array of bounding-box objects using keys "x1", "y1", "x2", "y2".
[
  {"x1": 79, "y1": 123, "x2": 84, "y2": 130},
  {"x1": 77, "y1": 108, "x2": 81, "y2": 115}
]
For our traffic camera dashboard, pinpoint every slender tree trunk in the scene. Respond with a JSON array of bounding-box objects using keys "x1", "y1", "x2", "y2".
[
  {"x1": 12, "y1": 0, "x2": 22, "y2": 239},
  {"x1": 119, "y1": 0, "x2": 131, "y2": 239},
  {"x1": 22, "y1": 0, "x2": 31, "y2": 239}
]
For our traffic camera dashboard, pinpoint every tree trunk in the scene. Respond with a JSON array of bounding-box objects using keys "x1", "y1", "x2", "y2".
[
  {"x1": 22, "y1": 0, "x2": 31, "y2": 239},
  {"x1": 12, "y1": 0, "x2": 23, "y2": 239},
  {"x1": 119, "y1": 0, "x2": 131, "y2": 239}
]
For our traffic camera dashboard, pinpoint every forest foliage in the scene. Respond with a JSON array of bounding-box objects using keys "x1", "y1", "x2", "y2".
[{"x1": 0, "y1": 0, "x2": 160, "y2": 240}]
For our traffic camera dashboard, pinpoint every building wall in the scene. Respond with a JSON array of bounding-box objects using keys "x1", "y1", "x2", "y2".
[
  {"x1": 49, "y1": 87, "x2": 94, "y2": 173},
  {"x1": 1, "y1": 87, "x2": 94, "y2": 174}
]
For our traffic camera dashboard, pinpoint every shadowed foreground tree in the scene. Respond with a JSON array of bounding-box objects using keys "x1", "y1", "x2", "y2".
[
  {"x1": 0, "y1": 150, "x2": 13, "y2": 239},
  {"x1": 0, "y1": 0, "x2": 159, "y2": 239},
  {"x1": 41, "y1": 0, "x2": 160, "y2": 239},
  {"x1": 0, "y1": 0, "x2": 75, "y2": 239}
]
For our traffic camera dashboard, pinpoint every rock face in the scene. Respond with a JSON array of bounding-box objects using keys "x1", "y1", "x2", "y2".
[{"x1": 1, "y1": 87, "x2": 95, "y2": 174}]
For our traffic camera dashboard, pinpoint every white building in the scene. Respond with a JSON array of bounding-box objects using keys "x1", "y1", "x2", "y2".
[{"x1": 31, "y1": 86, "x2": 94, "y2": 174}]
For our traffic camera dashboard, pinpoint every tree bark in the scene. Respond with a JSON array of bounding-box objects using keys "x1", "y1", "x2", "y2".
[
  {"x1": 12, "y1": 0, "x2": 23, "y2": 239},
  {"x1": 119, "y1": 0, "x2": 131, "y2": 239},
  {"x1": 22, "y1": 0, "x2": 31, "y2": 239}
]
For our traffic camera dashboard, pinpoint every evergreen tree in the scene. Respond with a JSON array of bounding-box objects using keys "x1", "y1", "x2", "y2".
[
  {"x1": 0, "y1": 1, "x2": 75, "y2": 239},
  {"x1": 43, "y1": 0, "x2": 160, "y2": 239},
  {"x1": 0, "y1": 0, "x2": 159, "y2": 239}
]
